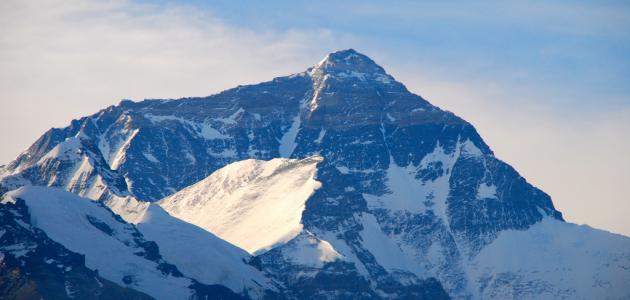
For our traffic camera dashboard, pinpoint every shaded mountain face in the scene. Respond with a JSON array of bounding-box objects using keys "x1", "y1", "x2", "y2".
[{"x1": 5, "y1": 49, "x2": 621, "y2": 299}]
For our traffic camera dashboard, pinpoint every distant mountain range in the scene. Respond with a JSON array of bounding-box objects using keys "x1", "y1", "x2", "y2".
[{"x1": 1, "y1": 49, "x2": 628, "y2": 299}]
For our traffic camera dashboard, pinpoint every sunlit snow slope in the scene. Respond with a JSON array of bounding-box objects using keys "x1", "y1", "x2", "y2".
[
  {"x1": 159, "y1": 156, "x2": 323, "y2": 254},
  {"x1": 3, "y1": 187, "x2": 193, "y2": 300},
  {"x1": 3, "y1": 186, "x2": 268, "y2": 299},
  {"x1": 134, "y1": 204, "x2": 272, "y2": 295}
]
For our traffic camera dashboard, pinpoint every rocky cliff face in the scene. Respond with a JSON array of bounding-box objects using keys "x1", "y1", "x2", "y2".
[{"x1": 2, "y1": 49, "x2": 628, "y2": 300}]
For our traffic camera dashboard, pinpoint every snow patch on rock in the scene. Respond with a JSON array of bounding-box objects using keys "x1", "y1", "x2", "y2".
[
  {"x1": 281, "y1": 231, "x2": 343, "y2": 269},
  {"x1": 476, "y1": 183, "x2": 497, "y2": 200}
]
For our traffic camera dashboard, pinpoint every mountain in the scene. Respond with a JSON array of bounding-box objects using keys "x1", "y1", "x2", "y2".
[
  {"x1": 0, "y1": 190, "x2": 153, "y2": 300},
  {"x1": 1, "y1": 49, "x2": 629, "y2": 299},
  {"x1": 1, "y1": 186, "x2": 268, "y2": 299}
]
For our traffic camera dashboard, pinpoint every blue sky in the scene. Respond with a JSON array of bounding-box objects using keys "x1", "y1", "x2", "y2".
[
  {"x1": 0, "y1": 0, "x2": 628, "y2": 235},
  {"x1": 171, "y1": 0, "x2": 630, "y2": 111}
]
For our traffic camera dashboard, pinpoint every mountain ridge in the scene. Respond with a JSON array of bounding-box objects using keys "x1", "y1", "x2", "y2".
[{"x1": 1, "y1": 49, "x2": 627, "y2": 299}]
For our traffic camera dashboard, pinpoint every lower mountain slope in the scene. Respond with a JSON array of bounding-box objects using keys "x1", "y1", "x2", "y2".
[
  {"x1": 157, "y1": 156, "x2": 450, "y2": 299},
  {"x1": 156, "y1": 155, "x2": 630, "y2": 300},
  {"x1": 133, "y1": 203, "x2": 272, "y2": 295},
  {"x1": 469, "y1": 218, "x2": 630, "y2": 299},
  {"x1": 1, "y1": 186, "x2": 266, "y2": 300},
  {"x1": 0, "y1": 194, "x2": 152, "y2": 300}
]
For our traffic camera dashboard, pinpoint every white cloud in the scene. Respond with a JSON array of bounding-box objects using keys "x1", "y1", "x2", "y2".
[{"x1": 0, "y1": 0, "x2": 344, "y2": 163}]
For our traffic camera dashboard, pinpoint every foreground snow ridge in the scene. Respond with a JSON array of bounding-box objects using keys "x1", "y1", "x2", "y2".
[
  {"x1": 160, "y1": 156, "x2": 324, "y2": 254},
  {"x1": 3, "y1": 187, "x2": 193, "y2": 300}
]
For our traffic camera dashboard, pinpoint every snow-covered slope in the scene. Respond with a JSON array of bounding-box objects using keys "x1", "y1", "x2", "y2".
[
  {"x1": 2, "y1": 186, "x2": 263, "y2": 299},
  {"x1": 159, "y1": 156, "x2": 323, "y2": 254},
  {"x1": 0, "y1": 191, "x2": 154, "y2": 300},
  {"x1": 134, "y1": 204, "x2": 272, "y2": 295},
  {"x1": 470, "y1": 218, "x2": 630, "y2": 299},
  {"x1": 3, "y1": 186, "x2": 193, "y2": 300}
]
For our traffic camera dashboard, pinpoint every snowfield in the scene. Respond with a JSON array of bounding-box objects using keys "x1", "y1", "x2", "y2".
[
  {"x1": 470, "y1": 217, "x2": 630, "y2": 299},
  {"x1": 159, "y1": 156, "x2": 323, "y2": 254},
  {"x1": 3, "y1": 186, "x2": 193, "y2": 300},
  {"x1": 3, "y1": 186, "x2": 271, "y2": 299}
]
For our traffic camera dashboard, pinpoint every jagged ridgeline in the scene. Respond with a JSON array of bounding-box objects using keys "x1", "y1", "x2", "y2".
[{"x1": 1, "y1": 50, "x2": 629, "y2": 300}]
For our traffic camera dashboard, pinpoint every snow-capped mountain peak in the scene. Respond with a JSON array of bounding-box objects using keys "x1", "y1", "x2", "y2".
[
  {"x1": 1, "y1": 49, "x2": 628, "y2": 299},
  {"x1": 305, "y1": 49, "x2": 403, "y2": 114},
  {"x1": 309, "y1": 49, "x2": 392, "y2": 82}
]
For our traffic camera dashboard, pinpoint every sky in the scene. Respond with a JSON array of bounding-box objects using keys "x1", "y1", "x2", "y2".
[{"x1": 0, "y1": 0, "x2": 628, "y2": 236}]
